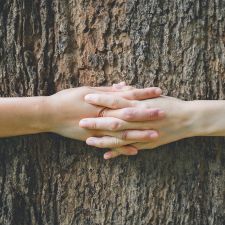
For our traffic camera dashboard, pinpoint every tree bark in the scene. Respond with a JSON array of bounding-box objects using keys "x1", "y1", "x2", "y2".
[{"x1": 0, "y1": 0, "x2": 225, "y2": 224}]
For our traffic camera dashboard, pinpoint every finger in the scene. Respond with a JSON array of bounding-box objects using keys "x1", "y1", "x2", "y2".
[
  {"x1": 92, "y1": 86, "x2": 117, "y2": 92},
  {"x1": 85, "y1": 94, "x2": 133, "y2": 109},
  {"x1": 94, "y1": 86, "x2": 125, "y2": 92},
  {"x1": 112, "y1": 82, "x2": 127, "y2": 89},
  {"x1": 118, "y1": 81, "x2": 126, "y2": 86},
  {"x1": 116, "y1": 87, "x2": 162, "y2": 100},
  {"x1": 113, "y1": 81, "x2": 136, "y2": 91},
  {"x1": 86, "y1": 136, "x2": 133, "y2": 148},
  {"x1": 105, "y1": 130, "x2": 159, "y2": 141},
  {"x1": 79, "y1": 117, "x2": 127, "y2": 131},
  {"x1": 105, "y1": 107, "x2": 165, "y2": 121},
  {"x1": 86, "y1": 130, "x2": 158, "y2": 148},
  {"x1": 79, "y1": 117, "x2": 157, "y2": 131},
  {"x1": 104, "y1": 146, "x2": 138, "y2": 159},
  {"x1": 84, "y1": 88, "x2": 162, "y2": 109},
  {"x1": 94, "y1": 82, "x2": 132, "y2": 92},
  {"x1": 115, "y1": 86, "x2": 134, "y2": 91}
]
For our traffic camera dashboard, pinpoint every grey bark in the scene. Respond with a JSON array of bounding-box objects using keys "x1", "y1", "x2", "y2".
[{"x1": 0, "y1": 0, "x2": 225, "y2": 225}]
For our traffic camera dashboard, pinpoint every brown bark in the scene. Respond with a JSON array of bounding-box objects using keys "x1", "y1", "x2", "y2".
[{"x1": 0, "y1": 0, "x2": 225, "y2": 224}]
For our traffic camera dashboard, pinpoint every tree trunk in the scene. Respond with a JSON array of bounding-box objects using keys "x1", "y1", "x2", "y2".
[{"x1": 0, "y1": 0, "x2": 225, "y2": 224}]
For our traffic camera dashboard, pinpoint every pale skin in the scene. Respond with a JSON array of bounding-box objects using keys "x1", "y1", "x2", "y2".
[
  {"x1": 0, "y1": 83, "x2": 164, "y2": 156},
  {"x1": 2, "y1": 82, "x2": 225, "y2": 160},
  {"x1": 80, "y1": 93, "x2": 225, "y2": 159}
]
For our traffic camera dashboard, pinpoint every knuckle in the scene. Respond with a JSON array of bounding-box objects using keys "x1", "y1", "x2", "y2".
[
  {"x1": 149, "y1": 111, "x2": 157, "y2": 120},
  {"x1": 121, "y1": 131, "x2": 128, "y2": 140},
  {"x1": 114, "y1": 138, "x2": 120, "y2": 146},
  {"x1": 90, "y1": 122, "x2": 97, "y2": 129},
  {"x1": 131, "y1": 90, "x2": 139, "y2": 99},
  {"x1": 109, "y1": 121, "x2": 121, "y2": 131},
  {"x1": 123, "y1": 109, "x2": 135, "y2": 120},
  {"x1": 130, "y1": 100, "x2": 138, "y2": 107},
  {"x1": 98, "y1": 140, "x2": 105, "y2": 148},
  {"x1": 111, "y1": 97, "x2": 120, "y2": 108}
]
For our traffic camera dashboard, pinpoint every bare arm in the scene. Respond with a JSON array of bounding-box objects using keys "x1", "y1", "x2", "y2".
[
  {"x1": 186, "y1": 100, "x2": 225, "y2": 137},
  {"x1": 0, "y1": 96, "x2": 49, "y2": 137}
]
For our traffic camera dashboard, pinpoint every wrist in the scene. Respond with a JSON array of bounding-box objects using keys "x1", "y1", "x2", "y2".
[
  {"x1": 184, "y1": 100, "x2": 225, "y2": 137},
  {"x1": 169, "y1": 100, "x2": 199, "y2": 139},
  {"x1": 42, "y1": 93, "x2": 81, "y2": 135},
  {"x1": 36, "y1": 96, "x2": 54, "y2": 133},
  {"x1": 182, "y1": 101, "x2": 202, "y2": 137}
]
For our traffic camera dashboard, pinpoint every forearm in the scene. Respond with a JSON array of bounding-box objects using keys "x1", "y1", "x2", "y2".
[
  {"x1": 187, "y1": 100, "x2": 225, "y2": 136},
  {"x1": 0, "y1": 97, "x2": 50, "y2": 137}
]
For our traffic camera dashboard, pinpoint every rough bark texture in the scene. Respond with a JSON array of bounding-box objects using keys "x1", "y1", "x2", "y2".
[{"x1": 0, "y1": 0, "x2": 225, "y2": 224}]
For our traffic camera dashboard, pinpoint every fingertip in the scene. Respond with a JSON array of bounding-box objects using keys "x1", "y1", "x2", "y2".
[
  {"x1": 104, "y1": 152, "x2": 112, "y2": 160},
  {"x1": 150, "y1": 132, "x2": 159, "y2": 139},
  {"x1": 124, "y1": 146, "x2": 138, "y2": 155},
  {"x1": 119, "y1": 81, "x2": 126, "y2": 86},
  {"x1": 113, "y1": 84, "x2": 123, "y2": 90},
  {"x1": 130, "y1": 149, "x2": 138, "y2": 155},
  {"x1": 84, "y1": 94, "x2": 94, "y2": 102},
  {"x1": 86, "y1": 137, "x2": 96, "y2": 146},
  {"x1": 79, "y1": 119, "x2": 88, "y2": 128},
  {"x1": 154, "y1": 88, "x2": 162, "y2": 95},
  {"x1": 130, "y1": 146, "x2": 138, "y2": 154},
  {"x1": 113, "y1": 81, "x2": 127, "y2": 90}
]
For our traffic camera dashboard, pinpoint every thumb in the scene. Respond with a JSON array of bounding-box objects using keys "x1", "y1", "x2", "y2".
[
  {"x1": 94, "y1": 81, "x2": 134, "y2": 92},
  {"x1": 113, "y1": 82, "x2": 134, "y2": 91}
]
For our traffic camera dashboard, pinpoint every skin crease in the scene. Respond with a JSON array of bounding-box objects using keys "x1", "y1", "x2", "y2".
[
  {"x1": 107, "y1": 97, "x2": 194, "y2": 159},
  {"x1": 0, "y1": 83, "x2": 164, "y2": 155},
  {"x1": 80, "y1": 94, "x2": 225, "y2": 159},
  {"x1": 81, "y1": 96, "x2": 189, "y2": 158},
  {"x1": 47, "y1": 86, "x2": 163, "y2": 142}
]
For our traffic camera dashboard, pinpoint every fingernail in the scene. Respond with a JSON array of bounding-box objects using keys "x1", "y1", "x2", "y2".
[
  {"x1": 150, "y1": 132, "x2": 159, "y2": 139},
  {"x1": 113, "y1": 84, "x2": 123, "y2": 89},
  {"x1": 119, "y1": 81, "x2": 126, "y2": 86},
  {"x1": 154, "y1": 88, "x2": 162, "y2": 95},
  {"x1": 130, "y1": 149, "x2": 138, "y2": 155},
  {"x1": 85, "y1": 94, "x2": 97, "y2": 102},
  {"x1": 158, "y1": 110, "x2": 165, "y2": 118},
  {"x1": 104, "y1": 152, "x2": 112, "y2": 160},
  {"x1": 86, "y1": 138, "x2": 95, "y2": 146},
  {"x1": 79, "y1": 120, "x2": 90, "y2": 127}
]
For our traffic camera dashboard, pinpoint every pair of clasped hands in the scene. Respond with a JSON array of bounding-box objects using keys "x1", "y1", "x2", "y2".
[{"x1": 49, "y1": 82, "x2": 195, "y2": 160}]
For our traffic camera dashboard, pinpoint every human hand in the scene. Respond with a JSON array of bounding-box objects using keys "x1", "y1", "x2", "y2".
[
  {"x1": 45, "y1": 84, "x2": 164, "y2": 150},
  {"x1": 80, "y1": 95, "x2": 195, "y2": 159}
]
